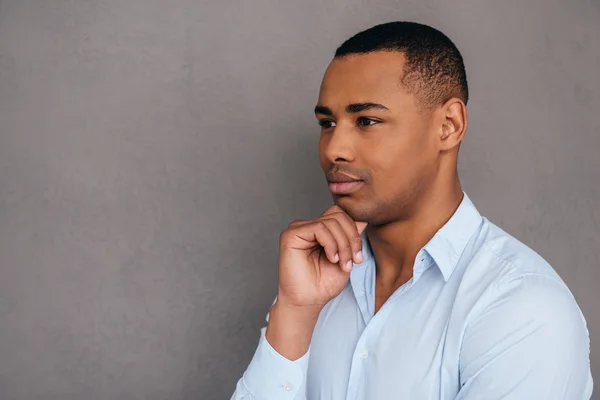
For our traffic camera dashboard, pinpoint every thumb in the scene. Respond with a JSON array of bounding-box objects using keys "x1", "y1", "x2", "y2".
[{"x1": 355, "y1": 221, "x2": 368, "y2": 235}]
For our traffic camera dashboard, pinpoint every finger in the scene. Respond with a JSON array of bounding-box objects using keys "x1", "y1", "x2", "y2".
[
  {"x1": 321, "y1": 209, "x2": 364, "y2": 264},
  {"x1": 355, "y1": 221, "x2": 368, "y2": 235},
  {"x1": 284, "y1": 221, "x2": 340, "y2": 264},
  {"x1": 320, "y1": 218, "x2": 354, "y2": 272},
  {"x1": 287, "y1": 219, "x2": 308, "y2": 228},
  {"x1": 320, "y1": 205, "x2": 344, "y2": 217}
]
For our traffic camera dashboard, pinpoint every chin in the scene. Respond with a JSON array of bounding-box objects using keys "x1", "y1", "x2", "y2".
[
  {"x1": 334, "y1": 197, "x2": 399, "y2": 227},
  {"x1": 333, "y1": 198, "x2": 372, "y2": 223}
]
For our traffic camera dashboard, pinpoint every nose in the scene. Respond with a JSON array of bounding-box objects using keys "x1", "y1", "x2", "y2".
[{"x1": 321, "y1": 124, "x2": 356, "y2": 164}]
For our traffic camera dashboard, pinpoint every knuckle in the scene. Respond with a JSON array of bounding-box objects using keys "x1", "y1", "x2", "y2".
[
  {"x1": 322, "y1": 205, "x2": 344, "y2": 216},
  {"x1": 339, "y1": 242, "x2": 352, "y2": 252},
  {"x1": 316, "y1": 220, "x2": 328, "y2": 232},
  {"x1": 319, "y1": 218, "x2": 335, "y2": 228},
  {"x1": 279, "y1": 228, "x2": 291, "y2": 241},
  {"x1": 324, "y1": 215, "x2": 340, "y2": 225}
]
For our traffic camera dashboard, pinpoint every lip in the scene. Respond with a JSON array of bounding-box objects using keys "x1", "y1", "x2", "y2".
[
  {"x1": 328, "y1": 180, "x2": 364, "y2": 194},
  {"x1": 326, "y1": 172, "x2": 362, "y2": 182}
]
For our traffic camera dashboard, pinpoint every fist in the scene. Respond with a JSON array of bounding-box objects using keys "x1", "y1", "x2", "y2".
[{"x1": 276, "y1": 205, "x2": 368, "y2": 309}]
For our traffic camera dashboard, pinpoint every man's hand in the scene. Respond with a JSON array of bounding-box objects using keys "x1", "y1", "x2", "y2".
[
  {"x1": 277, "y1": 205, "x2": 368, "y2": 308},
  {"x1": 266, "y1": 206, "x2": 367, "y2": 360}
]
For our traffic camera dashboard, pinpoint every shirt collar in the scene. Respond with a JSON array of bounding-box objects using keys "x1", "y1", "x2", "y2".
[
  {"x1": 357, "y1": 191, "x2": 483, "y2": 282},
  {"x1": 422, "y1": 191, "x2": 483, "y2": 281}
]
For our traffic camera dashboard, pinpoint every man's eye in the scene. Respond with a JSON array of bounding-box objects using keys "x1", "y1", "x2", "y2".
[
  {"x1": 357, "y1": 117, "x2": 379, "y2": 127},
  {"x1": 319, "y1": 120, "x2": 336, "y2": 129}
]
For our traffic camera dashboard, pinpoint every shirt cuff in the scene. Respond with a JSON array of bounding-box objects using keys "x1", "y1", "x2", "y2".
[{"x1": 242, "y1": 327, "x2": 310, "y2": 399}]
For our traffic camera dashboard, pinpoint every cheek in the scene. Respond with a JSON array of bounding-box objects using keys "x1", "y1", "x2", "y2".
[
  {"x1": 365, "y1": 134, "x2": 430, "y2": 193},
  {"x1": 318, "y1": 135, "x2": 329, "y2": 168}
]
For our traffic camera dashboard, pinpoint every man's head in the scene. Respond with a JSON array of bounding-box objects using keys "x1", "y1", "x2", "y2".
[{"x1": 317, "y1": 21, "x2": 468, "y2": 226}]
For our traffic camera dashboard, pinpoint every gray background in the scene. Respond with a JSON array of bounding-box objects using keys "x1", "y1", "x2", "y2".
[{"x1": 0, "y1": 0, "x2": 598, "y2": 399}]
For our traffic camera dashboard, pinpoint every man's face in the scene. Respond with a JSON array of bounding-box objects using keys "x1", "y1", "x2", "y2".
[{"x1": 316, "y1": 51, "x2": 440, "y2": 226}]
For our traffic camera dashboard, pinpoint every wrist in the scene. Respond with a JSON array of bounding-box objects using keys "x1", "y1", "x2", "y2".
[
  {"x1": 265, "y1": 299, "x2": 321, "y2": 361},
  {"x1": 272, "y1": 295, "x2": 323, "y2": 318}
]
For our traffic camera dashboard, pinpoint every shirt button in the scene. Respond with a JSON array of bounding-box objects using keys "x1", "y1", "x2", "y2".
[
  {"x1": 283, "y1": 382, "x2": 292, "y2": 392},
  {"x1": 359, "y1": 350, "x2": 369, "y2": 359}
]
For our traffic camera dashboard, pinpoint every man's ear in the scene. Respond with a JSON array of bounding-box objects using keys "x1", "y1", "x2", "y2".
[{"x1": 439, "y1": 98, "x2": 467, "y2": 151}]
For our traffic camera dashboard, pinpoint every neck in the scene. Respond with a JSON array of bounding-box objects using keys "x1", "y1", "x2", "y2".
[{"x1": 366, "y1": 178, "x2": 464, "y2": 288}]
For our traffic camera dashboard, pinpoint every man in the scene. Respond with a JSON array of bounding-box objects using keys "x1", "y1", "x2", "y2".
[{"x1": 231, "y1": 21, "x2": 593, "y2": 399}]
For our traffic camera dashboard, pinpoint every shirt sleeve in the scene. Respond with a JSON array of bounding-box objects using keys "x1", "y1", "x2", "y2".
[
  {"x1": 231, "y1": 301, "x2": 311, "y2": 400},
  {"x1": 456, "y1": 274, "x2": 593, "y2": 399}
]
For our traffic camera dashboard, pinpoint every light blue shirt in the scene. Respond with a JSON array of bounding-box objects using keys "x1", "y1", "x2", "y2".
[{"x1": 232, "y1": 192, "x2": 593, "y2": 399}]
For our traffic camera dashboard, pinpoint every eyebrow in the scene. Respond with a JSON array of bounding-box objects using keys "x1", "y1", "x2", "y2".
[{"x1": 314, "y1": 102, "x2": 390, "y2": 116}]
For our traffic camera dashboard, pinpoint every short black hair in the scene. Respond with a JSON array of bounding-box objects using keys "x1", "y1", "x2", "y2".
[{"x1": 335, "y1": 21, "x2": 468, "y2": 110}]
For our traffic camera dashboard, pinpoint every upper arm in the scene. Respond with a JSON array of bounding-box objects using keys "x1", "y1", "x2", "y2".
[{"x1": 456, "y1": 274, "x2": 593, "y2": 399}]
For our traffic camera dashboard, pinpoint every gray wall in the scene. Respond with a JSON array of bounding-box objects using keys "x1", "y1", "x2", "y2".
[{"x1": 0, "y1": 0, "x2": 598, "y2": 399}]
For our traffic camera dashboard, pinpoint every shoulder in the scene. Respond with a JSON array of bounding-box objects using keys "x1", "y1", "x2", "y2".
[
  {"x1": 476, "y1": 217, "x2": 564, "y2": 282},
  {"x1": 466, "y1": 217, "x2": 587, "y2": 333},
  {"x1": 457, "y1": 220, "x2": 593, "y2": 398}
]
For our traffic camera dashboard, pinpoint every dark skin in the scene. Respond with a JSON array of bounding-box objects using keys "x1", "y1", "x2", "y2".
[
  {"x1": 265, "y1": 50, "x2": 468, "y2": 361},
  {"x1": 316, "y1": 51, "x2": 467, "y2": 312}
]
